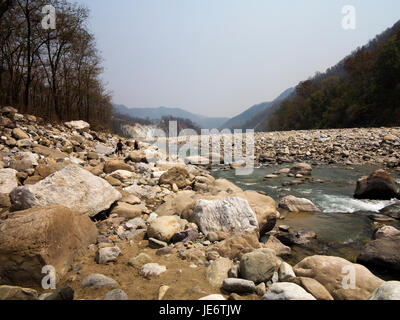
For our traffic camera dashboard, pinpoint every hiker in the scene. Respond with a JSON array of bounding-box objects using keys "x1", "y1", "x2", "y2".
[
  {"x1": 134, "y1": 140, "x2": 139, "y2": 150},
  {"x1": 116, "y1": 139, "x2": 124, "y2": 156}
]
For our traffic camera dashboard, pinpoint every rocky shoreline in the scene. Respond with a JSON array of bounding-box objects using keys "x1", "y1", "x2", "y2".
[{"x1": 0, "y1": 106, "x2": 400, "y2": 300}]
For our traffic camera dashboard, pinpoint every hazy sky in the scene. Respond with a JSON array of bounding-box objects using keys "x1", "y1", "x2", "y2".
[{"x1": 76, "y1": 0, "x2": 400, "y2": 118}]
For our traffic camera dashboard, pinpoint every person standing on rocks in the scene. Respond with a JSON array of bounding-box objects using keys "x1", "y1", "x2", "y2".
[
  {"x1": 116, "y1": 139, "x2": 124, "y2": 157},
  {"x1": 134, "y1": 140, "x2": 139, "y2": 151}
]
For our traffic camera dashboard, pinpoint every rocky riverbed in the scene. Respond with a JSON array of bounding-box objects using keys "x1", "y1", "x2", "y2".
[{"x1": 0, "y1": 106, "x2": 400, "y2": 301}]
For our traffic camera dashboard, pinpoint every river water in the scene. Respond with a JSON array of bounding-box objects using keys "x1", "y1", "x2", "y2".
[{"x1": 210, "y1": 164, "x2": 400, "y2": 273}]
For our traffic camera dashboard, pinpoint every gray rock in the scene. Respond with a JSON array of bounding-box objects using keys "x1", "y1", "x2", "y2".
[
  {"x1": 206, "y1": 258, "x2": 234, "y2": 287},
  {"x1": 140, "y1": 263, "x2": 166, "y2": 278},
  {"x1": 240, "y1": 248, "x2": 276, "y2": 283},
  {"x1": 10, "y1": 164, "x2": 122, "y2": 217},
  {"x1": 81, "y1": 274, "x2": 118, "y2": 288},
  {"x1": 103, "y1": 289, "x2": 128, "y2": 300},
  {"x1": 369, "y1": 281, "x2": 400, "y2": 300},
  {"x1": 278, "y1": 262, "x2": 296, "y2": 282},
  {"x1": 279, "y1": 195, "x2": 319, "y2": 212},
  {"x1": 222, "y1": 278, "x2": 256, "y2": 294},
  {"x1": 262, "y1": 282, "x2": 316, "y2": 300},
  {"x1": 95, "y1": 246, "x2": 121, "y2": 264},
  {"x1": 0, "y1": 169, "x2": 18, "y2": 194},
  {"x1": 93, "y1": 143, "x2": 114, "y2": 156},
  {"x1": 193, "y1": 197, "x2": 258, "y2": 236}
]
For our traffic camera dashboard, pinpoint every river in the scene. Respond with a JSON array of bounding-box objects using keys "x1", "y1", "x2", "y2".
[{"x1": 210, "y1": 164, "x2": 400, "y2": 279}]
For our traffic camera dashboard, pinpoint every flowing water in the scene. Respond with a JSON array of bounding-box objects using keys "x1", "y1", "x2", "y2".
[{"x1": 210, "y1": 164, "x2": 400, "y2": 270}]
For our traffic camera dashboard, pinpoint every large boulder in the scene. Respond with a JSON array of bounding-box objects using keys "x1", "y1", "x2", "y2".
[
  {"x1": 293, "y1": 255, "x2": 384, "y2": 300},
  {"x1": 12, "y1": 128, "x2": 29, "y2": 140},
  {"x1": 235, "y1": 191, "x2": 277, "y2": 235},
  {"x1": 104, "y1": 160, "x2": 133, "y2": 174},
  {"x1": 159, "y1": 167, "x2": 192, "y2": 189},
  {"x1": 262, "y1": 283, "x2": 316, "y2": 300},
  {"x1": 64, "y1": 120, "x2": 90, "y2": 132},
  {"x1": 357, "y1": 236, "x2": 400, "y2": 273},
  {"x1": 354, "y1": 169, "x2": 399, "y2": 200},
  {"x1": 0, "y1": 285, "x2": 38, "y2": 300},
  {"x1": 239, "y1": 248, "x2": 276, "y2": 283},
  {"x1": 279, "y1": 195, "x2": 319, "y2": 212},
  {"x1": 193, "y1": 197, "x2": 258, "y2": 236},
  {"x1": 127, "y1": 151, "x2": 148, "y2": 163},
  {"x1": 0, "y1": 169, "x2": 18, "y2": 194},
  {"x1": 10, "y1": 164, "x2": 121, "y2": 217},
  {"x1": 147, "y1": 216, "x2": 183, "y2": 243},
  {"x1": 0, "y1": 206, "x2": 97, "y2": 286}
]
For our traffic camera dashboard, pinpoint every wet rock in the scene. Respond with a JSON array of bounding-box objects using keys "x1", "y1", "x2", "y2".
[
  {"x1": 279, "y1": 195, "x2": 319, "y2": 212},
  {"x1": 239, "y1": 248, "x2": 276, "y2": 283},
  {"x1": 262, "y1": 282, "x2": 316, "y2": 300},
  {"x1": 354, "y1": 169, "x2": 399, "y2": 200},
  {"x1": 289, "y1": 163, "x2": 312, "y2": 176},
  {"x1": 357, "y1": 236, "x2": 400, "y2": 273},
  {"x1": 275, "y1": 229, "x2": 316, "y2": 246}
]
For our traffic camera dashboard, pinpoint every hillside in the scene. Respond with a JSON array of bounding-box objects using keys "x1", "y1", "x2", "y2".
[
  {"x1": 268, "y1": 20, "x2": 400, "y2": 131},
  {"x1": 113, "y1": 104, "x2": 228, "y2": 130},
  {"x1": 221, "y1": 88, "x2": 294, "y2": 130}
]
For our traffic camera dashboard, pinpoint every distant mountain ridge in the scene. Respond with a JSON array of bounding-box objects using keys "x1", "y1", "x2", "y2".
[
  {"x1": 113, "y1": 104, "x2": 229, "y2": 130},
  {"x1": 221, "y1": 87, "x2": 295, "y2": 130}
]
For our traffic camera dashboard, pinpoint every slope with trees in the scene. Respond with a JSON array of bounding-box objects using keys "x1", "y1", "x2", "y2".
[
  {"x1": 267, "y1": 20, "x2": 400, "y2": 131},
  {"x1": 0, "y1": 0, "x2": 112, "y2": 129}
]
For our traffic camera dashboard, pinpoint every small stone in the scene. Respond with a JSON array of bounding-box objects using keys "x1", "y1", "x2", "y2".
[
  {"x1": 256, "y1": 282, "x2": 267, "y2": 296},
  {"x1": 158, "y1": 285, "x2": 170, "y2": 300},
  {"x1": 140, "y1": 263, "x2": 167, "y2": 278},
  {"x1": 103, "y1": 289, "x2": 128, "y2": 300},
  {"x1": 95, "y1": 246, "x2": 121, "y2": 264},
  {"x1": 222, "y1": 278, "x2": 256, "y2": 294},
  {"x1": 81, "y1": 274, "x2": 118, "y2": 288}
]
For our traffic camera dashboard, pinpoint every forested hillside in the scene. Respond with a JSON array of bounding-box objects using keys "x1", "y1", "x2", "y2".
[
  {"x1": 268, "y1": 20, "x2": 400, "y2": 131},
  {"x1": 0, "y1": 0, "x2": 112, "y2": 129}
]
